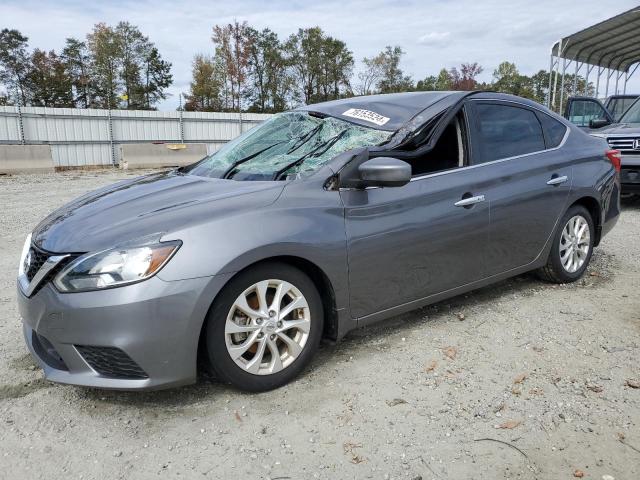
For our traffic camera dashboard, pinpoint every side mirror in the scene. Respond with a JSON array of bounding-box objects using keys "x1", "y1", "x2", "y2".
[
  {"x1": 357, "y1": 157, "x2": 411, "y2": 188},
  {"x1": 589, "y1": 118, "x2": 611, "y2": 129}
]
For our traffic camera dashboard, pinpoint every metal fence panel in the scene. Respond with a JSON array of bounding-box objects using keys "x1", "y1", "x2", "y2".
[{"x1": 0, "y1": 106, "x2": 271, "y2": 166}]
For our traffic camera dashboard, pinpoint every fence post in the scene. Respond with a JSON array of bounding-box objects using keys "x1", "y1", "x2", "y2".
[
  {"x1": 107, "y1": 106, "x2": 116, "y2": 166},
  {"x1": 178, "y1": 93, "x2": 185, "y2": 143},
  {"x1": 15, "y1": 87, "x2": 25, "y2": 145}
]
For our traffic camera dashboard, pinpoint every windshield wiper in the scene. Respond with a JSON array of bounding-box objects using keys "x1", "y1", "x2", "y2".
[
  {"x1": 221, "y1": 141, "x2": 286, "y2": 179},
  {"x1": 273, "y1": 129, "x2": 348, "y2": 180},
  {"x1": 286, "y1": 123, "x2": 324, "y2": 154}
]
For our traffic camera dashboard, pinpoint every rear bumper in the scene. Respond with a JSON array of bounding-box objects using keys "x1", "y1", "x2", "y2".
[{"x1": 18, "y1": 273, "x2": 232, "y2": 390}]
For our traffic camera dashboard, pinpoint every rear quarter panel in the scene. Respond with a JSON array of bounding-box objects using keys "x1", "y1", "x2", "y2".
[{"x1": 563, "y1": 126, "x2": 620, "y2": 241}]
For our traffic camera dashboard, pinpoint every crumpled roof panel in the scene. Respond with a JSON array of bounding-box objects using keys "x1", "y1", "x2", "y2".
[{"x1": 551, "y1": 7, "x2": 640, "y2": 72}]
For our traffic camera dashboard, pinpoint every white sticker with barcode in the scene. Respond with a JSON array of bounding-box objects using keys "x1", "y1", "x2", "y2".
[{"x1": 342, "y1": 108, "x2": 390, "y2": 126}]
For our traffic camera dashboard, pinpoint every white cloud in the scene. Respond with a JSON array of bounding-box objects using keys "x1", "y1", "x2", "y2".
[
  {"x1": 417, "y1": 31, "x2": 450, "y2": 46},
  {"x1": 3, "y1": 0, "x2": 640, "y2": 109}
]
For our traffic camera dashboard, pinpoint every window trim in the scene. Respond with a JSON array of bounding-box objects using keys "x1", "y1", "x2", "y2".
[
  {"x1": 340, "y1": 97, "x2": 570, "y2": 189},
  {"x1": 536, "y1": 110, "x2": 568, "y2": 149},
  {"x1": 409, "y1": 103, "x2": 569, "y2": 183},
  {"x1": 466, "y1": 99, "x2": 548, "y2": 166}
]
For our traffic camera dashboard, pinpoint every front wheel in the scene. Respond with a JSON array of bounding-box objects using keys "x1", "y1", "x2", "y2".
[
  {"x1": 537, "y1": 205, "x2": 595, "y2": 283},
  {"x1": 205, "y1": 262, "x2": 323, "y2": 392}
]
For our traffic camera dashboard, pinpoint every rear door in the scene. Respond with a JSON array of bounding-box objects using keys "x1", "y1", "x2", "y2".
[{"x1": 466, "y1": 100, "x2": 572, "y2": 276}]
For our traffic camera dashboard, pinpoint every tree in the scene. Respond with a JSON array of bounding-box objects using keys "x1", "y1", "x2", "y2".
[
  {"x1": 87, "y1": 23, "x2": 122, "y2": 108},
  {"x1": 449, "y1": 62, "x2": 483, "y2": 90},
  {"x1": 415, "y1": 74, "x2": 437, "y2": 91},
  {"x1": 0, "y1": 29, "x2": 31, "y2": 105},
  {"x1": 141, "y1": 47, "x2": 172, "y2": 109},
  {"x1": 62, "y1": 38, "x2": 92, "y2": 108},
  {"x1": 529, "y1": 69, "x2": 549, "y2": 104},
  {"x1": 285, "y1": 27, "x2": 323, "y2": 104},
  {"x1": 246, "y1": 27, "x2": 291, "y2": 112},
  {"x1": 26, "y1": 49, "x2": 73, "y2": 107},
  {"x1": 492, "y1": 61, "x2": 533, "y2": 98},
  {"x1": 376, "y1": 46, "x2": 413, "y2": 93},
  {"x1": 184, "y1": 54, "x2": 222, "y2": 111},
  {"x1": 357, "y1": 54, "x2": 385, "y2": 95},
  {"x1": 317, "y1": 36, "x2": 353, "y2": 101},
  {"x1": 212, "y1": 20, "x2": 252, "y2": 112},
  {"x1": 285, "y1": 27, "x2": 353, "y2": 104},
  {"x1": 115, "y1": 21, "x2": 149, "y2": 109},
  {"x1": 434, "y1": 68, "x2": 453, "y2": 90}
]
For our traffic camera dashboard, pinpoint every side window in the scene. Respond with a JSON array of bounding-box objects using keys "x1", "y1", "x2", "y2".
[
  {"x1": 404, "y1": 111, "x2": 467, "y2": 177},
  {"x1": 537, "y1": 112, "x2": 567, "y2": 148},
  {"x1": 566, "y1": 99, "x2": 608, "y2": 127},
  {"x1": 473, "y1": 103, "x2": 545, "y2": 164}
]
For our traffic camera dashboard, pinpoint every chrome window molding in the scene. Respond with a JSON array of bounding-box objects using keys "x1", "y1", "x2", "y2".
[{"x1": 339, "y1": 97, "x2": 571, "y2": 190}]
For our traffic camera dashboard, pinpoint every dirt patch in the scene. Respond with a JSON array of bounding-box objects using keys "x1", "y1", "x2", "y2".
[{"x1": 0, "y1": 170, "x2": 638, "y2": 480}]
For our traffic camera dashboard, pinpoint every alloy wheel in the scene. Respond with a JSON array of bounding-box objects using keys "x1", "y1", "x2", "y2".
[
  {"x1": 224, "y1": 279, "x2": 311, "y2": 375},
  {"x1": 559, "y1": 214, "x2": 591, "y2": 273}
]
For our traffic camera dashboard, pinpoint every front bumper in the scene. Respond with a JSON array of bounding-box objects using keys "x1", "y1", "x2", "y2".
[
  {"x1": 621, "y1": 154, "x2": 640, "y2": 193},
  {"x1": 18, "y1": 273, "x2": 232, "y2": 390}
]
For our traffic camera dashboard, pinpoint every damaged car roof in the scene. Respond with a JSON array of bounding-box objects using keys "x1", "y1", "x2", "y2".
[{"x1": 298, "y1": 91, "x2": 466, "y2": 132}]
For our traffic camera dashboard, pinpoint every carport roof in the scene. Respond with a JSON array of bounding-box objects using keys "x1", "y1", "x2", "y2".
[{"x1": 551, "y1": 6, "x2": 640, "y2": 72}]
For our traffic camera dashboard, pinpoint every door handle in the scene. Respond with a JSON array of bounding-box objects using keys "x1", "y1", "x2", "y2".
[
  {"x1": 454, "y1": 195, "x2": 485, "y2": 207},
  {"x1": 547, "y1": 175, "x2": 568, "y2": 186}
]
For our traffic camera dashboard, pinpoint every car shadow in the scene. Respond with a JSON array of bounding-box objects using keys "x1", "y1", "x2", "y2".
[
  {"x1": 77, "y1": 260, "x2": 612, "y2": 408},
  {"x1": 621, "y1": 193, "x2": 640, "y2": 210}
]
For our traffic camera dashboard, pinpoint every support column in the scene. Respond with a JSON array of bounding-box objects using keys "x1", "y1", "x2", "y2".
[{"x1": 559, "y1": 58, "x2": 568, "y2": 113}]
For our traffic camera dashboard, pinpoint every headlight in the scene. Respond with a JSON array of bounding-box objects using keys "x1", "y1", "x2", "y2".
[
  {"x1": 54, "y1": 240, "x2": 181, "y2": 292},
  {"x1": 18, "y1": 232, "x2": 33, "y2": 277}
]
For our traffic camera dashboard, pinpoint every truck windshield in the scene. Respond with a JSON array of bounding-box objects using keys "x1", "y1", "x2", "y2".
[
  {"x1": 185, "y1": 111, "x2": 392, "y2": 181},
  {"x1": 619, "y1": 98, "x2": 640, "y2": 124}
]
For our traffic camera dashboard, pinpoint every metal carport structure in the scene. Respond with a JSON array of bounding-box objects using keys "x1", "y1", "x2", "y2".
[{"x1": 547, "y1": 6, "x2": 640, "y2": 112}]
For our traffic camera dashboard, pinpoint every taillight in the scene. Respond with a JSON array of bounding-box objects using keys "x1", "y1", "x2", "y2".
[{"x1": 606, "y1": 149, "x2": 621, "y2": 172}]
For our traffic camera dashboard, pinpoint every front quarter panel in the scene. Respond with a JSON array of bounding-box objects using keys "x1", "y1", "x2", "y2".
[{"x1": 158, "y1": 176, "x2": 350, "y2": 319}]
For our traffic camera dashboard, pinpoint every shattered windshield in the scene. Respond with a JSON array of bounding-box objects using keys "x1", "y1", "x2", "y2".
[
  {"x1": 619, "y1": 98, "x2": 640, "y2": 123},
  {"x1": 185, "y1": 111, "x2": 393, "y2": 181}
]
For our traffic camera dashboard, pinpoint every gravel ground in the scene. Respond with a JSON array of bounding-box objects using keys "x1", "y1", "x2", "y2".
[{"x1": 0, "y1": 170, "x2": 639, "y2": 480}]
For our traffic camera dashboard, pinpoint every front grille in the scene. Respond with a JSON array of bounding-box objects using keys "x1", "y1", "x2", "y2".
[
  {"x1": 24, "y1": 244, "x2": 76, "y2": 295},
  {"x1": 25, "y1": 246, "x2": 49, "y2": 281},
  {"x1": 607, "y1": 137, "x2": 640, "y2": 155},
  {"x1": 75, "y1": 345, "x2": 149, "y2": 379},
  {"x1": 32, "y1": 331, "x2": 68, "y2": 371}
]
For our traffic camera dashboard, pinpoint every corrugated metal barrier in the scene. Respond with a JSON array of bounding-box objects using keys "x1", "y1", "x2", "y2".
[{"x1": 0, "y1": 106, "x2": 272, "y2": 167}]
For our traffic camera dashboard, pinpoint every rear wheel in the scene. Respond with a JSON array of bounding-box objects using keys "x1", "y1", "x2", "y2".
[
  {"x1": 205, "y1": 262, "x2": 323, "y2": 392},
  {"x1": 537, "y1": 205, "x2": 595, "y2": 283}
]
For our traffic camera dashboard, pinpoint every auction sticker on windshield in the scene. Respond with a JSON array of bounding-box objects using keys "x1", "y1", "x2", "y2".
[{"x1": 342, "y1": 108, "x2": 390, "y2": 127}]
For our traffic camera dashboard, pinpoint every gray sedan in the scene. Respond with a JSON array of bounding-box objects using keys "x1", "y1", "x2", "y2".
[{"x1": 17, "y1": 91, "x2": 621, "y2": 392}]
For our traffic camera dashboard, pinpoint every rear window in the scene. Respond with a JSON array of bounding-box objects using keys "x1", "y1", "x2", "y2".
[
  {"x1": 538, "y1": 113, "x2": 567, "y2": 148},
  {"x1": 473, "y1": 104, "x2": 545, "y2": 164}
]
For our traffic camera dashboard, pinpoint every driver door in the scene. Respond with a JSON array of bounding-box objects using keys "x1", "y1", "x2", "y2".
[{"x1": 341, "y1": 112, "x2": 489, "y2": 319}]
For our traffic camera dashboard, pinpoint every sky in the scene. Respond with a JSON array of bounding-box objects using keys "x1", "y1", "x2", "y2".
[{"x1": 2, "y1": 0, "x2": 640, "y2": 110}]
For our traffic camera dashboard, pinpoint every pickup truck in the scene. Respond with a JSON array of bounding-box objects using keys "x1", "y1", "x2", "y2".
[
  {"x1": 564, "y1": 95, "x2": 640, "y2": 193},
  {"x1": 564, "y1": 94, "x2": 638, "y2": 128}
]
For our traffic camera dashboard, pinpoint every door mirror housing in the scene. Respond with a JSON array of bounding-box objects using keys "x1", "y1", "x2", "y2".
[
  {"x1": 357, "y1": 157, "x2": 411, "y2": 188},
  {"x1": 589, "y1": 118, "x2": 611, "y2": 129}
]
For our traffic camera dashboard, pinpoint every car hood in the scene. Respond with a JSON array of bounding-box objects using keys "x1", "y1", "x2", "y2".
[
  {"x1": 32, "y1": 171, "x2": 285, "y2": 253},
  {"x1": 590, "y1": 123, "x2": 640, "y2": 135}
]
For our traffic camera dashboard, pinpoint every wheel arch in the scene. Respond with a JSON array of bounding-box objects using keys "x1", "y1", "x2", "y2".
[
  {"x1": 568, "y1": 195, "x2": 602, "y2": 245},
  {"x1": 196, "y1": 255, "x2": 340, "y2": 373}
]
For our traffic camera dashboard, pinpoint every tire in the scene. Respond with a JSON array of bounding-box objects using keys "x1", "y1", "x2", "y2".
[
  {"x1": 537, "y1": 205, "x2": 595, "y2": 283},
  {"x1": 205, "y1": 262, "x2": 323, "y2": 392}
]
